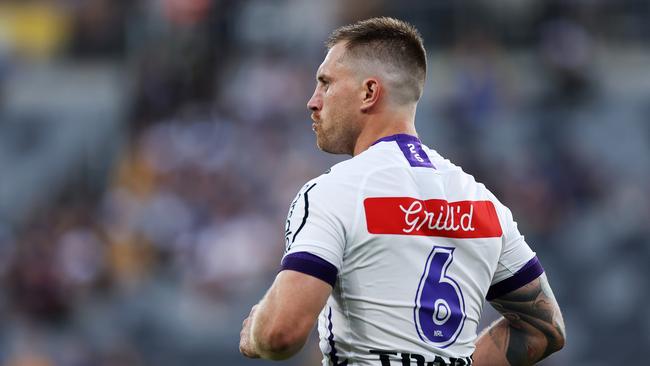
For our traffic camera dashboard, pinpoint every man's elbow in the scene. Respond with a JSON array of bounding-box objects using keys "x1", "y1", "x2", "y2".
[
  {"x1": 255, "y1": 327, "x2": 308, "y2": 360},
  {"x1": 548, "y1": 324, "x2": 566, "y2": 354},
  {"x1": 539, "y1": 318, "x2": 566, "y2": 357}
]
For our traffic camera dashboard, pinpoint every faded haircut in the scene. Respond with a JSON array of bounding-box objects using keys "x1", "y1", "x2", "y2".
[{"x1": 326, "y1": 17, "x2": 427, "y2": 104}]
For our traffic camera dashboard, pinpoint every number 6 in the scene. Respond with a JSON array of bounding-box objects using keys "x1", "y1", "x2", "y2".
[{"x1": 414, "y1": 246, "x2": 466, "y2": 348}]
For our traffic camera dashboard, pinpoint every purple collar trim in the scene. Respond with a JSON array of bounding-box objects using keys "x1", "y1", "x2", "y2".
[
  {"x1": 371, "y1": 134, "x2": 435, "y2": 168},
  {"x1": 371, "y1": 133, "x2": 421, "y2": 146}
]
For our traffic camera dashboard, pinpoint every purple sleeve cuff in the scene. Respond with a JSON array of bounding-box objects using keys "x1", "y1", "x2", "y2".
[
  {"x1": 486, "y1": 256, "x2": 544, "y2": 301},
  {"x1": 281, "y1": 252, "x2": 338, "y2": 287}
]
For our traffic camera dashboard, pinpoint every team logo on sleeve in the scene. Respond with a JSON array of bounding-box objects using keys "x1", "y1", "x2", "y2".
[{"x1": 364, "y1": 197, "x2": 502, "y2": 238}]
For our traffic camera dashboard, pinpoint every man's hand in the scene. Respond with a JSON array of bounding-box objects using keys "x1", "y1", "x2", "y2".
[
  {"x1": 238, "y1": 270, "x2": 332, "y2": 360},
  {"x1": 239, "y1": 305, "x2": 260, "y2": 358}
]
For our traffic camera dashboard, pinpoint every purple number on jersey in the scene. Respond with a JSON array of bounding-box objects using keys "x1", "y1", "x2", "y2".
[{"x1": 414, "y1": 246, "x2": 466, "y2": 348}]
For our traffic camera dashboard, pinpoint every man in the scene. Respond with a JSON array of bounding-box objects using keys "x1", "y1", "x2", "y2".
[{"x1": 239, "y1": 17, "x2": 565, "y2": 366}]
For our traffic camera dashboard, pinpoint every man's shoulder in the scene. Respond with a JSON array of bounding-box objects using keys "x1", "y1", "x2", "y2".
[
  {"x1": 316, "y1": 150, "x2": 384, "y2": 181},
  {"x1": 421, "y1": 144, "x2": 506, "y2": 204},
  {"x1": 333, "y1": 144, "x2": 408, "y2": 176},
  {"x1": 299, "y1": 162, "x2": 360, "y2": 196},
  {"x1": 290, "y1": 152, "x2": 385, "y2": 205}
]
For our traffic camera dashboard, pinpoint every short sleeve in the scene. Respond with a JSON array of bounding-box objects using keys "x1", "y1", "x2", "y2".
[
  {"x1": 281, "y1": 177, "x2": 351, "y2": 287},
  {"x1": 486, "y1": 204, "x2": 544, "y2": 300}
]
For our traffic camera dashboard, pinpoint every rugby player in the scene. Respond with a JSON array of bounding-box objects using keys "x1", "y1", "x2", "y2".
[{"x1": 239, "y1": 17, "x2": 565, "y2": 366}]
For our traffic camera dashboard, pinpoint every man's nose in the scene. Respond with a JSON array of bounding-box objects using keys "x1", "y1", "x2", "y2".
[{"x1": 307, "y1": 92, "x2": 321, "y2": 111}]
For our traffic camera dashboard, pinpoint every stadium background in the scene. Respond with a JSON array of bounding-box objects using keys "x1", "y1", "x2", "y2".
[{"x1": 0, "y1": 0, "x2": 648, "y2": 365}]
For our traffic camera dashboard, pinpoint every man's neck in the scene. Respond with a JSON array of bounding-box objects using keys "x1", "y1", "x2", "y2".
[{"x1": 352, "y1": 121, "x2": 417, "y2": 156}]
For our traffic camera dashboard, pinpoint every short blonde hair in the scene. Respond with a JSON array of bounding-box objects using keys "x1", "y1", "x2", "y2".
[{"x1": 326, "y1": 17, "x2": 427, "y2": 103}]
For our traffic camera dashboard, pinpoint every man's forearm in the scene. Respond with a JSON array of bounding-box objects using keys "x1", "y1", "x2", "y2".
[
  {"x1": 244, "y1": 270, "x2": 329, "y2": 360},
  {"x1": 246, "y1": 297, "x2": 301, "y2": 361},
  {"x1": 250, "y1": 306, "x2": 305, "y2": 361},
  {"x1": 473, "y1": 275, "x2": 566, "y2": 366},
  {"x1": 474, "y1": 317, "x2": 552, "y2": 366}
]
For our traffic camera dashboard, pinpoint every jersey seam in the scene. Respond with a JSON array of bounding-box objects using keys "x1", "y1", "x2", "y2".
[
  {"x1": 498, "y1": 252, "x2": 537, "y2": 277},
  {"x1": 495, "y1": 200, "x2": 514, "y2": 277},
  {"x1": 341, "y1": 169, "x2": 365, "y2": 364},
  {"x1": 344, "y1": 159, "x2": 407, "y2": 364},
  {"x1": 288, "y1": 241, "x2": 344, "y2": 270}
]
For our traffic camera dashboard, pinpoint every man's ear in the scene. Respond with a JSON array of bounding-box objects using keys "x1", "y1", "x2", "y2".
[{"x1": 360, "y1": 79, "x2": 381, "y2": 113}]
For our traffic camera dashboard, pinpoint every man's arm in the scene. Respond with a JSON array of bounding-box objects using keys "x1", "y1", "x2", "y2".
[
  {"x1": 473, "y1": 273, "x2": 566, "y2": 366},
  {"x1": 239, "y1": 270, "x2": 332, "y2": 360}
]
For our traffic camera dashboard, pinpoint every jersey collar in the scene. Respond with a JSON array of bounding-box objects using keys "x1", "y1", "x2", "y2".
[
  {"x1": 370, "y1": 133, "x2": 435, "y2": 168},
  {"x1": 371, "y1": 133, "x2": 421, "y2": 146}
]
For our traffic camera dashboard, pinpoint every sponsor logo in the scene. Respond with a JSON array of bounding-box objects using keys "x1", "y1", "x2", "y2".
[
  {"x1": 369, "y1": 349, "x2": 472, "y2": 366},
  {"x1": 364, "y1": 198, "x2": 502, "y2": 238}
]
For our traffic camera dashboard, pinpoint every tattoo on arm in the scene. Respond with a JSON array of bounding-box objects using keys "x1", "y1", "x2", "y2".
[{"x1": 488, "y1": 274, "x2": 566, "y2": 365}]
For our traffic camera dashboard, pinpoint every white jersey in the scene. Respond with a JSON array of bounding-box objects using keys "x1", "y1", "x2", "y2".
[{"x1": 281, "y1": 134, "x2": 543, "y2": 366}]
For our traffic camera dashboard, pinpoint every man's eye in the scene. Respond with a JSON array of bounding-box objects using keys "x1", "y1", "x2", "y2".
[{"x1": 317, "y1": 78, "x2": 329, "y2": 90}]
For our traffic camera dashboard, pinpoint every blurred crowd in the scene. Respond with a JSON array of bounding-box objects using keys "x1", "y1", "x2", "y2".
[{"x1": 0, "y1": 1, "x2": 649, "y2": 365}]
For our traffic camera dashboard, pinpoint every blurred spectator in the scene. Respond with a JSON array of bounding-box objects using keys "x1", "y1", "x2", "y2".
[{"x1": 539, "y1": 17, "x2": 596, "y2": 106}]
